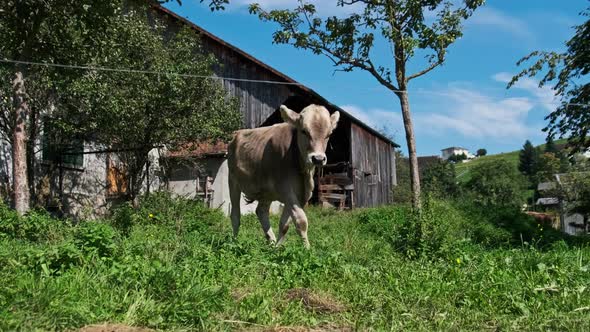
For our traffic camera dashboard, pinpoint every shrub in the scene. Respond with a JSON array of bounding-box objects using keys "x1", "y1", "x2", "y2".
[
  {"x1": 109, "y1": 192, "x2": 226, "y2": 236},
  {"x1": 457, "y1": 202, "x2": 572, "y2": 248},
  {"x1": 74, "y1": 222, "x2": 118, "y2": 258},
  {"x1": 357, "y1": 198, "x2": 468, "y2": 259},
  {"x1": 422, "y1": 160, "x2": 460, "y2": 198},
  {"x1": 21, "y1": 242, "x2": 83, "y2": 276},
  {"x1": 464, "y1": 160, "x2": 527, "y2": 208},
  {"x1": 0, "y1": 204, "x2": 66, "y2": 242},
  {"x1": 135, "y1": 192, "x2": 226, "y2": 233}
]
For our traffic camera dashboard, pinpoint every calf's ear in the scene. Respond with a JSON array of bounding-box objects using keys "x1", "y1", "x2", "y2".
[
  {"x1": 330, "y1": 111, "x2": 340, "y2": 130},
  {"x1": 280, "y1": 105, "x2": 300, "y2": 127}
]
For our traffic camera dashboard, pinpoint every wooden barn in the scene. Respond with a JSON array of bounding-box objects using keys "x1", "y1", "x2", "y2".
[{"x1": 156, "y1": 5, "x2": 399, "y2": 213}]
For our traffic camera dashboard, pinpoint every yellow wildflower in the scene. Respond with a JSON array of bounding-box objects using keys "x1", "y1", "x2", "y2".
[{"x1": 456, "y1": 258, "x2": 462, "y2": 265}]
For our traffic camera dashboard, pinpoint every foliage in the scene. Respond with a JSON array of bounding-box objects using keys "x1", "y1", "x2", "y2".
[
  {"x1": 358, "y1": 198, "x2": 468, "y2": 259},
  {"x1": 535, "y1": 152, "x2": 561, "y2": 183},
  {"x1": 555, "y1": 171, "x2": 590, "y2": 229},
  {"x1": 0, "y1": 0, "x2": 242, "y2": 204},
  {"x1": 392, "y1": 151, "x2": 412, "y2": 204},
  {"x1": 421, "y1": 160, "x2": 460, "y2": 198},
  {"x1": 74, "y1": 222, "x2": 118, "y2": 259},
  {"x1": 0, "y1": 196, "x2": 589, "y2": 331},
  {"x1": 448, "y1": 152, "x2": 468, "y2": 163},
  {"x1": 248, "y1": 0, "x2": 485, "y2": 209},
  {"x1": 510, "y1": 6, "x2": 590, "y2": 154},
  {"x1": 476, "y1": 148, "x2": 487, "y2": 157},
  {"x1": 465, "y1": 160, "x2": 527, "y2": 208},
  {"x1": 0, "y1": 204, "x2": 67, "y2": 242},
  {"x1": 544, "y1": 136, "x2": 558, "y2": 154},
  {"x1": 518, "y1": 140, "x2": 540, "y2": 180},
  {"x1": 0, "y1": 0, "x2": 123, "y2": 210},
  {"x1": 56, "y1": 9, "x2": 241, "y2": 201}
]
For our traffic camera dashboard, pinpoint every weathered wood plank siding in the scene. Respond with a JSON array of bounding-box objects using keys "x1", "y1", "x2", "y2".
[
  {"x1": 154, "y1": 8, "x2": 294, "y2": 129},
  {"x1": 350, "y1": 123, "x2": 395, "y2": 207},
  {"x1": 202, "y1": 42, "x2": 294, "y2": 129}
]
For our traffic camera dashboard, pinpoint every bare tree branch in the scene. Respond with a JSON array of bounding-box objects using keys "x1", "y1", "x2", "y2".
[{"x1": 407, "y1": 60, "x2": 443, "y2": 81}]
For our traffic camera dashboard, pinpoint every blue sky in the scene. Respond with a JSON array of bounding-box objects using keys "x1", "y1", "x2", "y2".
[{"x1": 164, "y1": 0, "x2": 587, "y2": 156}]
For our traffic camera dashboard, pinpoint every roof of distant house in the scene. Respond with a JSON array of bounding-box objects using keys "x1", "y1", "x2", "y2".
[
  {"x1": 441, "y1": 147, "x2": 468, "y2": 151},
  {"x1": 536, "y1": 197, "x2": 559, "y2": 206}
]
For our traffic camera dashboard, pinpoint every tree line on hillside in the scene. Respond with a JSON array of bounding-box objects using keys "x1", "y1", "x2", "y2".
[
  {"x1": 394, "y1": 152, "x2": 527, "y2": 209},
  {"x1": 394, "y1": 137, "x2": 589, "y2": 232}
]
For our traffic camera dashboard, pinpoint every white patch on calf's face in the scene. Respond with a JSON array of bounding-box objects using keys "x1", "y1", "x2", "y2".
[{"x1": 295, "y1": 105, "x2": 339, "y2": 167}]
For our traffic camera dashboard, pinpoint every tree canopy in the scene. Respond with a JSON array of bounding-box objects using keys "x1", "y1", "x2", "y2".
[
  {"x1": 466, "y1": 160, "x2": 526, "y2": 208},
  {"x1": 510, "y1": 6, "x2": 590, "y2": 154},
  {"x1": 0, "y1": 0, "x2": 241, "y2": 208},
  {"x1": 57, "y1": 9, "x2": 241, "y2": 200},
  {"x1": 518, "y1": 140, "x2": 539, "y2": 180}
]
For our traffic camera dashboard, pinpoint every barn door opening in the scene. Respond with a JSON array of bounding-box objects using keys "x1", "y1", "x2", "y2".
[{"x1": 315, "y1": 116, "x2": 353, "y2": 209}]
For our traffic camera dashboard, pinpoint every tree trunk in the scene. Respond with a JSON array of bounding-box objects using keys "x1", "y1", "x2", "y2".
[
  {"x1": 12, "y1": 71, "x2": 30, "y2": 215},
  {"x1": 397, "y1": 91, "x2": 421, "y2": 209}
]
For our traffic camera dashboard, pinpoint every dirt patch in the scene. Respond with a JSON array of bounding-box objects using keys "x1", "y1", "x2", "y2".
[
  {"x1": 285, "y1": 288, "x2": 346, "y2": 314},
  {"x1": 232, "y1": 287, "x2": 253, "y2": 302},
  {"x1": 256, "y1": 323, "x2": 352, "y2": 332},
  {"x1": 77, "y1": 323, "x2": 154, "y2": 332}
]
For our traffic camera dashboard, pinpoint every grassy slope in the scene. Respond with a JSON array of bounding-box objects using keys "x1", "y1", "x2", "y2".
[
  {"x1": 1, "y1": 199, "x2": 590, "y2": 331},
  {"x1": 455, "y1": 139, "x2": 568, "y2": 184}
]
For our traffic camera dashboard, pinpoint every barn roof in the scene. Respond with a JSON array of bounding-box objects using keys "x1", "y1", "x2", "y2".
[{"x1": 154, "y1": 5, "x2": 399, "y2": 148}]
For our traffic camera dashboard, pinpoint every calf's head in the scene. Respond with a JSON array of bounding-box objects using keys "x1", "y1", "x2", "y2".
[{"x1": 280, "y1": 104, "x2": 340, "y2": 168}]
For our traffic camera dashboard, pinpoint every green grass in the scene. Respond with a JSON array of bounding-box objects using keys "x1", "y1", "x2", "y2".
[
  {"x1": 455, "y1": 150, "x2": 519, "y2": 183},
  {"x1": 1, "y1": 195, "x2": 590, "y2": 331}
]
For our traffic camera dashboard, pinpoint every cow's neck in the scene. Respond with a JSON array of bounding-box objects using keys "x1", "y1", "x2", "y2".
[
  {"x1": 302, "y1": 165, "x2": 315, "y2": 203},
  {"x1": 291, "y1": 129, "x2": 315, "y2": 203}
]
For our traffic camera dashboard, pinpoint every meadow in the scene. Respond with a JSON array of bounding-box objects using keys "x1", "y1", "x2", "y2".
[{"x1": 1, "y1": 194, "x2": 589, "y2": 331}]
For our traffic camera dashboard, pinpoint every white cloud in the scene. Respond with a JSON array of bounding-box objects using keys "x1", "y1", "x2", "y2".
[
  {"x1": 468, "y1": 7, "x2": 533, "y2": 40},
  {"x1": 341, "y1": 82, "x2": 549, "y2": 148},
  {"x1": 412, "y1": 87, "x2": 541, "y2": 141},
  {"x1": 232, "y1": 0, "x2": 363, "y2": 17},
  {"x1": 492, "y1": 72, "x2": 558, "y2": 112}
]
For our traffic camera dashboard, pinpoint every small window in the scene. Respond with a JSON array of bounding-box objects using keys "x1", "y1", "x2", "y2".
[{"x1": 42, "y1": 120, "x2": 84, "y2": 168}]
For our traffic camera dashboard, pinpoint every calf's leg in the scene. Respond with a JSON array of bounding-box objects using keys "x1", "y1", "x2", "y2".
[
  {"x1": 229, "y1": 180, "x2": 241, "y2": 237},
  {"x1": 276, "y1": 204, "x2": 292, "y2": 247},
  {"x1": 291, "y1": 204, "x2": 310, "y2": 249},
  {"x1": 256, "y1": 200, "x2": 276, "y2": 243}
]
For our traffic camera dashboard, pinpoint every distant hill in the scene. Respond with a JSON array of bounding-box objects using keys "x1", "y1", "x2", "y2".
[{"x1": 454, "y1": 139, "x2": 568, "y2": 183}]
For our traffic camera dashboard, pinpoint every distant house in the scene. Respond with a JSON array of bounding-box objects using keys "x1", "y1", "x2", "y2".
[
  {"x1": 441, "y1": 147, "x2": 473, "y2": 161},
  {"x1": 536, "y1": 175, "x2": 588, "y2": 236}
]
